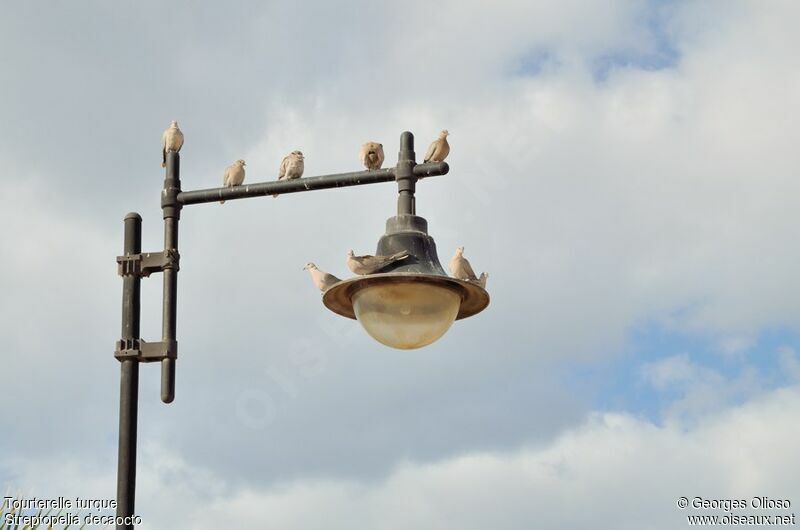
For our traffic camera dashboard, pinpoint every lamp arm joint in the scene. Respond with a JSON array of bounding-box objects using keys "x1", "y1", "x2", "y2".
[
  {"x1": 116, "y1": 250, "x2": 180, "y2": 278},
  {"x1": 115, "y1": 338, "x2": 178, "y2": 362}
]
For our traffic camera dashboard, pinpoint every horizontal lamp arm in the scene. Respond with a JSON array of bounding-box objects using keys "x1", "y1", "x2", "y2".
[{"x1": 176, "y1": 162, "x2": 448, "y2": 206}]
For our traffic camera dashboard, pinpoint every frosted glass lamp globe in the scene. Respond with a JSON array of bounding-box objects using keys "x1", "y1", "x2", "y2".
[{"x1": 351, "y1": 282, "x2": 460, "y2": 350}]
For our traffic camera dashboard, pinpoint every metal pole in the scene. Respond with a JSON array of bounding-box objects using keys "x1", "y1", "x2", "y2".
[
  {"x1": 176, "y1": 162, "x2": 448, "y2": 206},
  {"x1": 396, "y1": 131, "x2": 417, "y2": 215},
  {"x1": 161, "y1": 152, "x2": 181, "y2": 403},
  {"x1": 117, "y1": 213, "x2": 141, "y2": 530},
  {"x1": 112, "y1": 130, "x2": 450, "y2": 524}
]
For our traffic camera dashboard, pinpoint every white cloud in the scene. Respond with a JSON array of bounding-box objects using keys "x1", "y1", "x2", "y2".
[
  {"x1": 640, "y1": 353, "x2": 766, "y2": 425},
  {"x1": 1, "y1": 1, "x2": 800, "y2": 522},
  {"x1": 155, "y1": 385, "x2": 800, "y2": 529},
  {"x1": 8, "y1": 385, "x2": 800, "y2": 529},
  {"x1": 641, "y1": 353, "x2": 699, "y2": 389}
]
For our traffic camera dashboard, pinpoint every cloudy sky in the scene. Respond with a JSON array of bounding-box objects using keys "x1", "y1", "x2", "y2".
[{"x1": 2, "y1": 1, "x2": 800, "y2": 528}]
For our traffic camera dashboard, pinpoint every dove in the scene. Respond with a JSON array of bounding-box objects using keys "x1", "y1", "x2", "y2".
[
  {"x1": 423, "y1": 130, "x2": 450, "y2": 163},
  {"x1": 220, "y1": 159, "x2": 246, "y2": 204},
  {"x1": 347, "y1": 249, "x2": 409, "y2": 275},
  {"x1": 449, "y1": 246, "x2": 478, "y2": 281},
  {"x1": 474, "y1": 272, "x2": 488, "y2": 289},
  {"x1": 161, "y1": 120, "x2": 184, "y2": 167},
  {"x1": 273, "y1": 150, "x2": 305, "y2": 198},
  {"x1": 303, "y1": 263, "x2": 341, "y2": 292},
  {"x1": 360, "y1": 142, "x2": 385, "y2": 170}
]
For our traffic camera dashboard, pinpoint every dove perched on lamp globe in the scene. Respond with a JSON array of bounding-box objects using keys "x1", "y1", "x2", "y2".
[
  {"x1": 220, "y1": 159, "x2": 246, "y2": 204},
  {"x1": 273, "y1": 150, "x2": 304, "y2": 198},
  {"x1": 360, "y1": 142, "x2": 385, "y2": 170},
  {"x1": 161, "y1": 120, "x2": 184, "y2": 168},
  {"x1": 347, "y1": 249, "x2": 409, "y2": 275},
  {"x1": 424, "y1": 130, "x2": 450, "y2": 163},
  {"x1": 475, "y1": 272, "x2": 488, "y2": 289},
  {"x1": 449, "y1": 246, "x2": 478, "y2": 281},
  {"x1": 303, "y1": 263, "x2": 341, "y2": 292}
]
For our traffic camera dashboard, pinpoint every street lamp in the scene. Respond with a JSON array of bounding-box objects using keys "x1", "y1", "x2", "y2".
[
  {"x1": 113, "y1": 131, "x2": 488, "y2": 529},
  {"x1": 324, "y1": 216, "x2": 490, "y2": 349}
]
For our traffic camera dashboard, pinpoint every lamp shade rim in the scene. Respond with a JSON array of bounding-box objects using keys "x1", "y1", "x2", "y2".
[{"x1": 322, "y1": 272, "x2": 490, "y2": 321}]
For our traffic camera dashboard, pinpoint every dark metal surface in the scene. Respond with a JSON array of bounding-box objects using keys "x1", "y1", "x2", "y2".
[
  {"x1": 324, "y1": 133, "x2": 490, "y2": 324},
  {"x1": 176, "y1": 161, "x2": 448, "y2": 205},
  {"x1": 113, "y1": 131, "x2": 468, "y2": 524},
  {"x1": 115, "y1": 338, "x2": 178, "y2": 362},
  {"x1": 376, "y1": 215, "x2": 448, "y2": 275},
  {"x1": 324, "y1": 206, "x2": 490, "y2": 321},
  {"x1": 117, "y1": 213, "x2": 141, "y2": 530},
  {"x1": 161, "y1": 152, "x2": 181, "y2": 404},
  {"x1": 116, "y1": 250, "x2": 180, "y2": 278},
  {"x1": 396, "y1": 131, "x2": 416, "y2": 215},
  {"x1": 323, "y1": 273, "x2": 490, "y2": 321}
]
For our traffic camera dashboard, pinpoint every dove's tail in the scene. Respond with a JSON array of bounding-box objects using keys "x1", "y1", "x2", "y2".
[{"x1": 389, "y1": 251, "x2": 410, "y2": 261}]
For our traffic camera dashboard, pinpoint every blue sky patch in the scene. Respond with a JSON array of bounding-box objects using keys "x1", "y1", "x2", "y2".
[
  {"x1": 592, "y1": 1, "x2": 680, "y2": 81},
  {"x1": 562, "y1": 324, "x2": 800, "y2": 424}
]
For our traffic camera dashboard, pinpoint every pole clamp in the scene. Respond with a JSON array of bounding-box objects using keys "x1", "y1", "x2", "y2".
[
  {"x1": 116, "y1": 249, "x2": 180, "y2": 277},
  {"x1": 115, "y1": 338, "x2": 178, "y2": 362}
]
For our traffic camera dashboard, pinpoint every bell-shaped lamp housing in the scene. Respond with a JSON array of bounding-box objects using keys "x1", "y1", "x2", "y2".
[{"x1": 323, "y1": 215, "x2": 489, "y2": 350}]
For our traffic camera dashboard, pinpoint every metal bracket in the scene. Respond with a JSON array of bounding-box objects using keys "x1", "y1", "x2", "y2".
[
  {"x1": 116, "y1": 249, "x2": 180, "y2": 277},
  {"x1": 115, "y1": 338, "x2": 178, "y2": 363}
]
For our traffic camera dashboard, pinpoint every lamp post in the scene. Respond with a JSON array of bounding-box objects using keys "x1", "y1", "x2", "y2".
[{"x1": 113, "y1": 131, "x2": 489, "y2": 529}]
